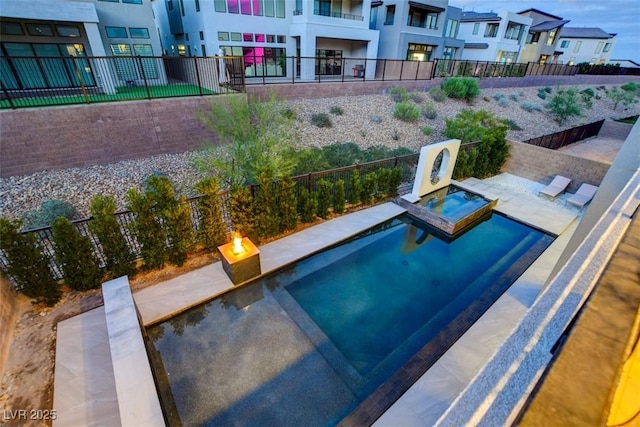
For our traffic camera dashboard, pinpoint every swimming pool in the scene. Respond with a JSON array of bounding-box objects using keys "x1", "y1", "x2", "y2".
[{"x1": 147, "y1": 213, "x2": 553, "y2": 426}]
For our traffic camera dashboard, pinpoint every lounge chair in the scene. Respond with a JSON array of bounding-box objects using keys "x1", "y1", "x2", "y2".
[
  {"x1": 566, "y1": 183, "x2": 599, "y2": 209},
  {"x1": 539, "y1": 175, "x2": 571, "y2": 200}
]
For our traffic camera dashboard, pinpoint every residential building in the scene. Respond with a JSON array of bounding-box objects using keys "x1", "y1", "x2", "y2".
[
  {"x1": 518, "y1": 8, "x2": 570, "y2": 64},
  {"x1": 458, "y1": 10, "x2": 531, "y2": 63},
  {"x1": 556, "y1": 27, "x2": 616, "y2": 65},
  {"x1": 153, "y1": 0, "x2": 380, "y2": 80},
  {"x1": 370, "y1": 1, "x2": 464, "y2": 62},
  {"x1": 1, "y1": 0, "x2": 164, "y2": 92}
]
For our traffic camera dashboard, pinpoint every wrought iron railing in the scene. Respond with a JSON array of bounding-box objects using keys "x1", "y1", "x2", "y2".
[
  {"x1": 313, "y1": 9, "x2": 364, "y2": 20},
  {"x1": 523, "y1": 120, "x2": 605, "y2": 150}
]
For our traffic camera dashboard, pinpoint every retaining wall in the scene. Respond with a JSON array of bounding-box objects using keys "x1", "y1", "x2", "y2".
[
  {"x1": 0, "y1": 277, "x2": 19, "y2": 375},
  {"x1": 502, "y1": 140, "x2": 611, "y2": 193}
]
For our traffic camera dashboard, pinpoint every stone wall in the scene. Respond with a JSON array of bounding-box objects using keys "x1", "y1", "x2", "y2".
[
  {"x1": 503, "y1": 140, "x2": 610, "y2": 192},
  {"x1": 0, "y1": 277, "x2": 19, "y2": 375},
  {"x1": 0, "y1": 95, "x2": 233, "y2": 178}
]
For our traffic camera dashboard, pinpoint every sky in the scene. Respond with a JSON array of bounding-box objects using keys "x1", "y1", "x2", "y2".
[{"x1": 449, "y1": 0, "x2": 640, "y2": 62}]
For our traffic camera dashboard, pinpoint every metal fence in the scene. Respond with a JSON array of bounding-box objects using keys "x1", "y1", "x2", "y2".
[
  {"x1": 523, "y1": 120, "x2": 605, "y2": 150},
  {"x1": 0, "y1": 154, "x2": 419, "y2": 284}
]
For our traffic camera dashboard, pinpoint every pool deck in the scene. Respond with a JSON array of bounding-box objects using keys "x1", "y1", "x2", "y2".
[{"x1": 52, "y1": 175, "x2": 581, "y2": 427}]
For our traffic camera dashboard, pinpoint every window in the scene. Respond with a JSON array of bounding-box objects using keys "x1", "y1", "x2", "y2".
[
  {"x1": 134, "y1": 44, "x2": 158, "y2": 78},
  {"x1": 199, "y1": 31, "x2": 204, "y2": 40},
  {"x1": 106, "y1": 27, "x2": 127, "y2": 38},
  {"x1": 98, "y1": 0, "x2": 118, "y2": 2},
  {"x1": 316, "y1": 49, "x2": 342, "y2": 75},
  {"x1": 1, "y1": 22, "x2": 24, "y2": 35},
  {"x1": 129, "y1": 28, "x2": 150, "y2": 38},
  {"x1": 276, "y1": 0, "x2": 285, "y2": 17},
  {"x1": 385, "y1": 5, "x2": 395, "y2": 25},
  {"x1": 266, "y1": 34, "x2": 275, "y2": 43},
  {"x1": 111, "y1": 43, "x2": 138, "y2": 80},
  {"x1": 445, "y1": 19, "x2": 458, "y2": 38},
  {"x1": 214, "y1": 0, "x2": 226, "y2": 12},
  {"x1": 218, "y1": 31, "x2": 229, "y2": 41},
  {"x1": 526, "y1": 32, "x2": 540, "y2": 44},
  {"x1": 253, "y1": 0, "x2": 263, "y2": 15},
  {"x1": 407, "y1": 6, "x2": 437, "y2": 29},
  {"x1": 26, "y1": 23, "x2": 54, "y2": 36},
  {"x1": 484, "y1": 23, "x2": 499, "y2": 38},
  {"x1": 560, "y1": 40, "x2": 570, "y2": 48},
  {"x1": 168, "y1": 0, "x2": 173, "y2": 10},
  {"x1": 315, "y1": 0, "x2": 331, "y2": 16},
  {"x1": 425, "y1": 12, "x2": 438, "y2": 29},
  {"x1": 195, "y1": 0, "x2": 200, "y2": 12},
  {"x1": 573, "y1": 41, "x2": 582, "y2": 53},
  {"x1": 255, "y1": 34, "x2": 265, "y2": 42},
  {"x1": 595, "y1": 41, "x2": 604, "y2": 54},
  {"x1": 472, "y1": 23, "x2": 479, "y2": 35},
  {"x1": 546, "y1": 29, "x2": 557, "y2": 46},
  {"x1": 603, "y1": 43, "x2": 611, "y2": 52},
  {"x1": 56, "y1": 25, "x2": 80, "y2": 37},
  {"x1": 241, "y1": 0, "x2": 251, "y2": 14},
  {"x1": 228, "y1": 0, "x2": 239, "y2": 13},
  {"x1": 123, "y1": 0, "x2": 143, "y2": 3},
  {"x1": 201, "y1": 44, "x2": 206, "y2": 56},
  {"x1": 406, "y1": 43, "x2": 434, "y2": 61},
  {"x1": 221, "y1": 45, "x2": 286, "y2": 77},
  {"x1": 231, "y1": 32, "x2": 242, "y2": 41},
  {"x1": 277, "y1": 35, "x2": 286, "y2": 43},
  {"x1": 185, "y1": 33, "x2": 189, "y2": 41},
  {"x1": 243, "y1": 33, "x2": 253, "y2": 42},
  {"x1": 442, "y1": 46, "x2": 455, "y2": 59},
  {"x1": 179, "y1": 0, "x2": 185, "y2": 15},
  {"x1": 505, "y1": 22, "x2": 522, "y2": 41},
  {"x1": 264, "y1": 0, "x2": 275, "y2": 17}
]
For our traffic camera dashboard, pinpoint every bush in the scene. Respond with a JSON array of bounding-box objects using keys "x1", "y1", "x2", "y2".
[
  {"x1": 361, "y1": 173, "x2": 377, "y2": 205},
  {"x1": 497, "y1": 98, "x2": 509, "y2": 107},
  {"x1": 388, "y1": 167, "x2": 403, "y2": 197},
  {"x1": 606, "y1": 86, "x2": 639, "y2": 110},
  {"x1": 421, "y1": 102, "x2": 438, "y2": 119},
  {"x1": 505, "y1": 119, "x2": 522, "y2": 131},
  {"x1": 229, "y1": 184, "x2": 259, "y2": 243},
  {"x1": 429, "y1": 85, "x2": 447, "y2": 102},
  {"x1": 195, "y1": 178, "x2": 228, "y2": 252},
  {"x1": 333, "y1": 179, "x2": 346, "y2": 214},
  {"x1": 421, "y1": 125, "x2": 433, "y2": 136},
  {"x1": 389, "y1": 86, "x2": 409, "y2": 103},
  {"x1": 391, "y1": 129, "x2": 400, "y2": 140},
  {"x1": 443, "y1": 77, "x2": 480, "y2": 101},
  {"x1": 376, "y1": 168, "x2": 391, "y2": 200},
  {"x1": 349, "y1": 169, "x2": 362, "y2": 204},
  {"x1": 311, "y1": 112, "x2": 332, "y2": 128},
  {"x1": 329, "y1": 105, "x2": 344, "y2": 115},
  {"x1": 520, "y1": 101, "x2": 543, "y2": 112},
  {"x1": 409, "y1": 92, "x2": 425, "y2": 103},
  {"x1": 492, "y1": 93, "x2": 506, "y2": 102},
  {"x1": 281, "y1": 106, "x2": 297, "y2": 120},
  {"x1": 582, "y1": 88, "x2": 595, "y2": 97},
  {"x1": 89, "y1": 195, "x2": 136, "y2": 279},
  {"x1": 51, "y1": 217, "x2": 102, "y2": 291},
  {"x1": 537, "y1": 90, "x2": 547, "y2": 100},
  {"x1": 292, "y1": 146, "x2": 330, "y2": 175},
  {"x1": 544, "y1": 86, "x2": 553, "y2": 93},
  {"x1": 23, "y1": 199, "x2": 78, "y2": 230},
  {"x1": 316, "y1": 179, "x2": 332, "y2": 219},
  {"x1": 621, "y1": 82, "x2": 639, "y2": 93},
  {"x1": 546, "y1": 87, "x2": 583, "y2": 124},
  {"x1": 393, "y1": 102, "x2": 421, "y2": 122},
  {"x1": 299, "y1": 188, "x2": 317, "y2": 223},
  {"x1": 0, "y1": 218, "x2": 61, "y2": 305},
  {"x1": 255, "y1": 171, "x2": 280, "y2": 238},
  {"x1": 509, "y1": 93, "x2": 520, "y2": 102},
  {"x1": 126, "y1": 188, "x2": 167, "y2": 270},
  {"x1": 278, "y1": 177, "x2": 298, "y2": 232},
  {"x1": 322, "y1": 142, "x2": 363, "y2": 167}
]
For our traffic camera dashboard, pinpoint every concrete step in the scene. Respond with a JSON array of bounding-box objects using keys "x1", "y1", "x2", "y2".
[{"x1": 598, "y1": 120, "x2": 634, "y2": 141}]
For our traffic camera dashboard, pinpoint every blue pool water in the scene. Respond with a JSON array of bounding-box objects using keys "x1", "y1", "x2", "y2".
[
  {"x1": 416, "y1": 185, "x2": 489, "y2": 221},
  {"x1": 148, "y1": 213, "x2": 553, "y2": 426}
]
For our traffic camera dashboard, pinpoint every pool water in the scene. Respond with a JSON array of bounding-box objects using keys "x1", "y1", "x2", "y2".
[
  {"x1": 416, "y1": 185, "x2": 489, "y2": 222},
  {"x1": 147, "y1": 213, "x2": 553, "y2": 426}
]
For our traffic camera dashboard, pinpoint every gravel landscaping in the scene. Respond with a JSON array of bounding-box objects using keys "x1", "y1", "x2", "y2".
[{"x1": 1, "y1": 83, "x2": 638, "y2": 221}]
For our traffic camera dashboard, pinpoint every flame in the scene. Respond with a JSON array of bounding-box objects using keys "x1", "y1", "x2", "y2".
[{"x1": 232, "y1": 232, "x2": 244, "y2": 255}]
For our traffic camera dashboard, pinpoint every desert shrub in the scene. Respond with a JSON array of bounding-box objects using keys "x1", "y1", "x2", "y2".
[
  {"x1": 361, "y1": 173, "x2": 377, "y2": 205},
  {"x1": 429, "y1": 85, "x2": 447, "y2": 102},
  {"x1": 546, "y1": 87, "x2": 583, "y2": 124},
  {"x1": 0, "y1": 218, "x2": 61, "y2": 305},
  {"x1": 537, "y1": 90, "x2": 547, "y2": 100},
  {"x1": 292, "y1": 147, "x2": 330, "y2": 175},
  {"x1": 421, "y1": 125, "x2": 433, "y2": 136},
  {"x1": 229, "y1": 184, "x2": 259, "y2": 242},
  {"x1": 606, "y1": 86, "x2": 639, "y2": 110},
  {"x1": 281, "y1": 106, "x2": 297, "y2": 120},
  {"x1": 393, "y1": 102, "x2": 420, "y2": 122},
  {"x1": 195, "y1": 177, "x2": 228, "y2": 252},
  {"x1": 278, "y1": 177, "x2": 298, "y2": 232},
  {"x1": 89, "y1": 195, "x2": 136, "y2": 279},
  {"x1": 409, "y1": 92, "x2": 425, "y2": 103},
  {"x1": 126, "y1": 188, "x2": 167, "y2": 270},
  {"x1": 509, "y1": 93, "x2": 520, "y2": 102},
  {"x1": 421, "y1": 102, "x2": 438, "y2": 119},
  {"x1": 349, "y1": 169, "x2": 362, "y2": 204},
  {"x1": 581, "y1": 89, "x2": 594, "y2": 109},
  {"x1": 520, "y1": 101, "x2": 543, "y2": 112},
  {"x1": 497, "y1": 98, "x2": 509, "y2": 107},
  {"x1": 388, "y1": 86, "x2": 409, "y2": 103},
  {"x1": 544, "y1": 86, "x2": 553, "y2": 93},
  {"x1": 582, "y1": 88, "x2": 595, "y2": 97},
  {"x1": 443, "y1": 77, "x2": 480, "y2": 101},
  {"x1": 621, "y1": 82, "x2": 639, "y2": 93},
  {"x1": 329, "y1": 105, "x2": 344, "y2": 115},
  {"x1": 505, "y1": 119, "x2": 522, "y2": 131},
  {"x1": 370, "y1": 115, "x2": 383, "y2": 123},
  {"x1": 391, "y1": 129, "x2": 400, "y2": 140},
  {"x1": 333, "y1": 179, "x2": 346, "y2": 214},
  {"x1": 51, "y1": 217, "x2": 102, "y2": 291},
  {"x1": 492, "y1": 93, "x2": 506, "y2": 102},
  {"x1": 311, "y1": 112, "x2": 332, "y2": 128},
  {"x1": 299, "y1": 188, "x2": 317, "y2": 223},
  {"x1": 23, "y1": 199, "x2": 78, "y2": 230},
  {"x1": 322, "y1": 142, "x2": 363, "y2": 167},
  {"x1": 316, "y1": 179, "x2": 332, "y2": 219}
]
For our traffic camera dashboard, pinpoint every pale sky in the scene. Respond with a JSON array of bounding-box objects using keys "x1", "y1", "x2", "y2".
[{"x1": 449, "y1": 0, "x2": 640, "y2": 62}]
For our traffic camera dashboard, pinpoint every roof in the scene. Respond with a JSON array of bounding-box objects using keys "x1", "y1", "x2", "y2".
[
  {"x1": 408, "y1": 1, "x2": 445, "y2": 13},
  {"x1": 518, "y1": 8, "x2": 564, "y2": 20},
  {"x1": 530, "y1": 20, "x2": 570, "y2": 32},
  {"x1": 560, "y1": 27, "x2": 616, "y2": 39},
  {"x1": 460, "y1": 11, "x2": 501, "y2": 22}
]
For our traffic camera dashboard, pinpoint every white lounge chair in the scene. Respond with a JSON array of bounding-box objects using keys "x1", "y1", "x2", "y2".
[
  {"x1": 539, "y1": 175, "x2": 571, "y2": 200},
  {"x1": 566, "y1": 183, "x2": 599, "y2": 209}
]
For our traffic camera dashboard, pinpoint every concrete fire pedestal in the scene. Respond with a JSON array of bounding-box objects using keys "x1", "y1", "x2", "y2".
[{"x1": 218, "y1": 238, "x2": 261, "y2": 285}]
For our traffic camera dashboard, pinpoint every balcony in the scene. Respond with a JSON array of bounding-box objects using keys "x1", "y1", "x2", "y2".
[{"x1": 313, "y1": 9, "x2": 364, "y2": 21}]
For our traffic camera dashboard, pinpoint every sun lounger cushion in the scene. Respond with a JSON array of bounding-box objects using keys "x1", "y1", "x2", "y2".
[
  {"x1": 567, "y1": 183, "x2": 598, "y2": 208},
  {"x1": 539, "y1": 175, "x2": 571, "y2": 199}
]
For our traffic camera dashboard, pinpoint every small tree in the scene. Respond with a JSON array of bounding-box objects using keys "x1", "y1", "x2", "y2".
[
  {"x1": 255, "y1": 170, "x2": 280, "y2": 238},
  {"x1": 545, "y1": 88, "x2": 583, "y2": 124},
  {"x1": 89, "y1": 195, "x2": 136, "y2": 279},
  {"x1": 229, "y1": 184, "x2": 259, "y2": 242},
  {"x1": 278, "y1": 177, "x2": 298, "y2": 232},
  {"x1": 51, "y1": 217, "x2": 102, "y2": 291},
  {"x1": 195, "y1": 177, "x2": 228, "y2": 252},
  {"x1": 299, "y1": 188, "x2": 317, "y2": 223},
  {"x1": 377, "y1": 168, "x2": 391, "y2": 200},
  {"x1": 349, "y1": 169, "x2": 363, "y2": 205},
  {"x1": 388, "y1": 167, "x2": 403, "y2": 197},
  {"x1": 606, "y1": 86, "x2": 639, "y2": 110},
  {"x1": 333, "y1": 179, "x2": 346, "y2": 214},
  {"x1": 316, "y1": 179, "x2": 332, "y2": 219},
  {"x1": 126, "y1": 188, "x2": 167, "y2": 270},
  {"x1": 362, "y1": 172, "x2": 377, "y2": 205},
  {"x1": 0, "y1": 218, "x2": 60, "y2": 305}
]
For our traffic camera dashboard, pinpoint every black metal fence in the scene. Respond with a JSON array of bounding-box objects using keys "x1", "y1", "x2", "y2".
[
  {"x1": 0, "y1": 154, "x2": 419, "y2": 284},
  {"x1": 523, "y1": 120, "x2": 605, "y2": 150}
]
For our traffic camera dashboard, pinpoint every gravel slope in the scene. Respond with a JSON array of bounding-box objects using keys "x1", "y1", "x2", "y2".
[{"x1": 1, "y1": 84, "x2": 638, "y2": 221}]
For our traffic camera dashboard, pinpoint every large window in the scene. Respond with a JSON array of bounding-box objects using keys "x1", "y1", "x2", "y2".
[
  {"x1": 526, "y1": 32, "x2": 540, "y2": 44},
  {"x1": 603, "y1": 42, "x2": 611, "y2": 52},
  {"x1": 122, "y1": 0, "x2": 143, "y2": 4},
  {"x1": 26, "y1": 23, "x2": 54, "y2": 37},
  {"x1": 316, "y1": 49, "x2": 342, "y2": 75},
  {"x1": 133, "y1": 44, "x2": 158, "y2": 78},
  {"x1": 505, "y1": 22, "x2": 523, "y2": 41},
  {"x1": 546, "y1": 29, "x2": 557, "y2": 46},
  {"x1": 560, "y1": 40, "x2": 570, "y2": 48},
  {"x1": 221, "y1": 45, "x2": 286, "y2": 77},
  {"x1": 264, "y1": 0, "x2": 275, "y2": 17},
  {"x1": 129, "y1": 28, "x2": 150, "y2": 39},
  {"x1": 407, "y1": 6, "x2": 438, "y2": 29},
  {"x1": 56, "y1": 25, "x2": 81, "y2": 37},
  {"x1": 1, "y1": 22, "x2": 24, "y2": 35},
  {"x1": 228, "y1": 0, "x2": 239, "y2": 13},
  {"x1": 214, "y1": 0, "x2": 226, "y2": 12},
  {"x1": 442, "y1": 46, "x2": 456, "y2": 59},
  {"x1": 595, "y1": 41, "x2": 604, "y2": 54},
  {"x1": 472, "y1": 23, "x2": 479, "y2": 35},
  {"x1": 485, "y1": 23, "x2": 499, "y2": 38},
  {"x1": 385, "y1": 5, "x2": 395, "y2": 25},
  {"x1": 573, "y1": 41, "x2": 582, "y2": 53},
  {"x1": 106, "y1": 26, "x2": 127, "y2": 38},
  {"x1": 406, "y1": 43, "x2": 434, "y2": 61},
  {"x1": 445, "y1": 19, "x2": 458, "y2": 38}
]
